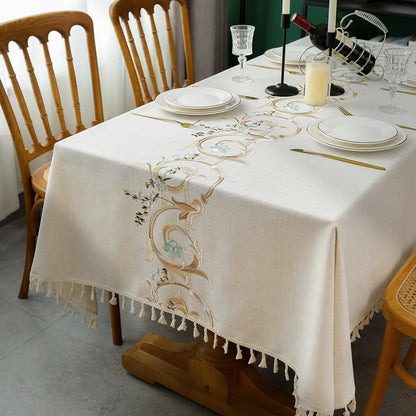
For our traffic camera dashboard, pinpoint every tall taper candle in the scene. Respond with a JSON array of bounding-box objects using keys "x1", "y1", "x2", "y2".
[
  {"x1": 328, "y1": 0, "x2": 337, "y2": 32},
  {"x1": 282, "y1": 0, "x2": 290, "y2": 15}
]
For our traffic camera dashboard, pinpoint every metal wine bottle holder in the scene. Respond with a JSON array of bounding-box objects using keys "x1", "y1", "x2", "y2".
[
  {"x1": 299, "y1": 10, "x2": 388, "y2": 81},
  {"x1": 332, "y1": 10, "x2": 388, "y2": 80}
]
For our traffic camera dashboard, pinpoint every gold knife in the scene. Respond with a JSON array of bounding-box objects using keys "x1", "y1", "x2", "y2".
[
  {"x1": 290, "y1": 149, "x2": 386, "y2": 171},
  {"x1": 381, "y1": 87, "x2": 416, "y2": 96}
]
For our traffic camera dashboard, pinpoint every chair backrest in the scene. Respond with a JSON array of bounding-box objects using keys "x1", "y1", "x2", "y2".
[
  {"x1": 0, "y1": 11, "x2": 103, "y2": 199},
  {"x1": 109, "y1": 0, "x2": 194, "y2": 107}
]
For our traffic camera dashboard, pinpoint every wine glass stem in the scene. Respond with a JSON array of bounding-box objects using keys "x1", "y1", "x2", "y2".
[
  {"x1": 389, "y1": 81, "x2": 398, "y2": 107},
  {"x1": 238, "y1": 54, "x2": 247, "y2": 74}
]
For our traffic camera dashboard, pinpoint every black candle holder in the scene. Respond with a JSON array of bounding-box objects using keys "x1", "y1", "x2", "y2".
[
  {"x1": 265, "y1": 14, "x2": 299, "y2": 97},
  {"x1": 326, "y1": 31, "x2": 345, "y2": 96}
]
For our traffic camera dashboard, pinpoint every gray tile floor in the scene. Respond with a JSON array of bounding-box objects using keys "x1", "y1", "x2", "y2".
[{"x1": 0, "y1": 216, "x2": 415, "y2": 416}]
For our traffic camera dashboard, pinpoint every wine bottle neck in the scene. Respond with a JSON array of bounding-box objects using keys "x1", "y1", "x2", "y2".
[{"x1": 291, "y1": 13, "x2": 317, "y2": 34}]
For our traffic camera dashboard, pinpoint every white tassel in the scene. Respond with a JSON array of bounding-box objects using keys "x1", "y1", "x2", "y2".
[
  {"x1": 236, "y1": 344, "x2": 242, "y2": 360},
  {"x1": 248, "y1": 348, "x2": 256, "y2": 364},
  {"x1": 343, "y1": 406, "x2": 350, "y2": 416},
  {"x1": 56, "y1": 295, "x2": 62, "y2": 304},
  {"x1": 121, "y1": 295, "x2": 126, "y2": 310},
  {"x1": 91, "y1": 316, "x2": 98, "y2": 329},
  {"x1": 109, "y1": 293, "x2": 117, "y2": 305},
  {"x1": 170, "y1": 313, "x2": 176, "y2": 328},
  {"x1": 273, "y1": 357, "x2": 279, "y2": 373},
  {"x1": 139, "y1": 302, "x2": 145, "y2": 317},
  {"x1": 285, "y1": 363, "x2": 289, "y2": 381},
  {"x1": 130, "y1": 299, "x2": 135, "y2": 314},
  {"x1": 100, "y1": 289, "x2": 105, "y2": 303},
  {"x1": 213, "y1": 333, "x2": 218, "y2": 349},
  {"x1": 64, "y1": 302, "x2": 69, "y2": 312},
  {"x1": 90, "y1": 287, "x2": 95, "y2": 301},
  {"x1": 71, "y1": 307, "x2": 77, "y2": 318},
  {"x1": 158, "y1": 311, "x2": 167, "y2": 325},
  {"x1": 80, "y1": 284, "x2": 85, "y2": 297},
  {"x1": 259, "y1": 352, "x2": 267, "y2": 368},
  {"x1": 69, "y1": 282, "x2": 74, "y2": 295},
  {"x1": 223, "y1": 338, "x2": 229, "y2": 354},
  {"x1": 178, "y1": 316, "x2": 187, "y2": 331},
  {"x1": 349, "y1": 399, "x2": 356, "y2": 413},
  {"x1": 46, "y1": 283, "x2": 54, "y2": 297},
  {"x1": 203, "y1": 327, "x2": 208, "y2": 343},
  {"x1": 82, "y1": 311, "x2": 87, "y2": 324},
  {"x1": 151, "y1": 306, "x2": 157, "y2": 321},
  {"x1": 193, "y1": 322, "x2": 200, "y2": 338}
]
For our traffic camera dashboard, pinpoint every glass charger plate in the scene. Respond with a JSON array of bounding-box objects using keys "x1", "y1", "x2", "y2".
[
  {"x1": 155, "y1": 92, "x2": 241, "y2": 115},
  {"x1": 318, "y1": 116, "x2": 398, "y2": 145},
  {"x1": 307, "y1": 121, "x2": 406, "y2": 152},
  {"x1": 163, "y1": 87, "x2": 233, "y2": 110}
]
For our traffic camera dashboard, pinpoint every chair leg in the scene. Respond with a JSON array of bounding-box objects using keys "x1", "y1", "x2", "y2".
[
  {"x1": 18, "y1": 226, "x2": 36, "y2": 299},
  {"x1": 109, "y1": 292, "x2": 123, "y2": 346},
  {"x1": 403, "y1": 339, "x2": 416, "y2": 369},
  {"x1": 363, "y1": 322, "x2": 404, "y2": 416}
]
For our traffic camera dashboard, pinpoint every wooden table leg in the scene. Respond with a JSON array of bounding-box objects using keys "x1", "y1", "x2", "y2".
[{"x1": 122, "y1": 331, "x2": 295, "y2": 416}]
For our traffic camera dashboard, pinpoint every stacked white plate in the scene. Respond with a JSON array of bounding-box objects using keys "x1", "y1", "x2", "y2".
[
  {"x1": 403, "y1": 78, "x2": 416, "y2": 88},
  {"x1": 155, "y1": 87, "x2": 241, "y2": 115},
  {"x1": 307, "y1": 116, "x2": 407, "y2": 152},
  {"x1": 264, "y1": 45, "x2": 321, "y2": 66}
]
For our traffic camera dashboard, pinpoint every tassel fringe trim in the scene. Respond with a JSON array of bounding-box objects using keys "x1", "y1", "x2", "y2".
[
  {"x1": 350, "y1": 298, "x2": 382, "y2": 343},
  {"x1": 31, "y1": 279, "x2": 358, "y2": 416}
]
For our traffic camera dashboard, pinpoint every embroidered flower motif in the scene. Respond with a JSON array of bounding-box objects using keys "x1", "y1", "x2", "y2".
[
  {"x1": 284, "y1": 103, "x2": 300, "y2": 112},
  {"x1": 155, "y1": 180, "x2": 167, "y2": 191},
  {"x1": 164, "y1": 240, "x2": 183, "y2": 258},
  {"x1": 151, "y1": 268, "x2": 168, "y2": 285},
  {"x1": 210, "y1": 144, "x2": 230, "y2": 154}
]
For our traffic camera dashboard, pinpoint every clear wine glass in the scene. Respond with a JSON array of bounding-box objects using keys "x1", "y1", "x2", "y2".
[
  {"x1": 230, "y1": 25, "x2": 255, "y2": 83},
  {"x1": 379, "y1": 48, "x2": 412, "y2": 114}
]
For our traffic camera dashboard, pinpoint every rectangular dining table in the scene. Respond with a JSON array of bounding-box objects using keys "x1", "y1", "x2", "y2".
[{"x1": 30, "y1": 37, "x2": 416, "y2": 416}]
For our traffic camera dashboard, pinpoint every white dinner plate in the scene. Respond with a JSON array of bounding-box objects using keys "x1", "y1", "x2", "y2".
[
  {"x1": 155, "y1": 91, "x2": 241, "y2": 115},
  {"x1": 402, "y1": 79, "x2": 416, "y2": 88},
  {"x1": 318, "y1": 116, "x2": 398, "y2": 145},
  {"x1": 163, "y1": 87, "x2": 233, "y2": 110},
  {"x1": 264, "y1": 48, "x2": 305, "y2": 67},
  {"x1": 271, "y1": 44, "x2": 321, "y2": 64},
  {"x1": 307, "y1": 120, "x2": 406, "y2": 152}
]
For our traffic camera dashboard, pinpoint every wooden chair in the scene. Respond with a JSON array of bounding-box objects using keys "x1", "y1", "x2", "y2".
[
  {"x1": 364, "y1": 250, "x2": 416, "y2": 415},
  {"x1": 109, "y1": 0, "x2": 194, "y2": 107},
  {"x1": 0, "y1": 11, "x2": 122, "y2": 345}
]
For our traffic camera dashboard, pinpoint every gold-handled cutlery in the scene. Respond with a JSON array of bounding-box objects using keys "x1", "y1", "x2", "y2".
[
  {"x1": 291, "y1": 149, "x2": 386, "y2": 171},
  {"x1": 238, "y1": 94, "x2": 259, "y2": 100},
  {"x1": 247, "y1": 63, "x2": 301, "y2": 75},
  {"x1": 381, "y1": 87, "x2": 416, "y2": 96},
  {"x1": 337, "y1": 106, "x2": 416, "y2": 131},
  {"x1": 132, "y1": 113, "x2": 201, "y2": 128}
]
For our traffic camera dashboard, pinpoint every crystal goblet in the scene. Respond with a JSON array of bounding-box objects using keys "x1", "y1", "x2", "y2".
[
  {"x1": 230, "y1": 25, "x2": 255, "y2": 83},
  {"x1": 379, "y1": 48, "x2": 412, "y2": 114}
]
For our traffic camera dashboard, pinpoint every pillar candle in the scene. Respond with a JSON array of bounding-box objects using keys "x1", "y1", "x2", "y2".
[
  {"x1": 282, "y1": 0, "x2": 290, "y2": 15},
  {"x1": 328, "y1": 0, "x2": 337, "y2": 32},
  {"x1": 304, "y1": 60, "x2": 330, "y2": 106}
]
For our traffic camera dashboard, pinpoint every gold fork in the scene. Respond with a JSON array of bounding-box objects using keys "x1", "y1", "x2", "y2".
[
  {"x1": 247, "y1": 63, "x2": 301, "y2": 75},
  {"x1": 132, "y1": 113, "x2": 201, "y2": 128},
  {"x1": 338, "y1": 106, "x2": 352, "y2": 116},
  {"x1": 337, "y1": 106, "x2": 416, "y2": 131}
]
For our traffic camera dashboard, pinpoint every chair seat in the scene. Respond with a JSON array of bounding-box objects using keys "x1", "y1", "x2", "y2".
[
  {"x1": 383, "y1": 251, "x2": 416, "y2": 340},
  {"x1": 31, "y1": 161, "x2": 50, "y2": 198}
]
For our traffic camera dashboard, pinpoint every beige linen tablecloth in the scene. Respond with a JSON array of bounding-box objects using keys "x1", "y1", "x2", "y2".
[{"x1": 31, "y1": 38, "x2": 416, "y2": 416}]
